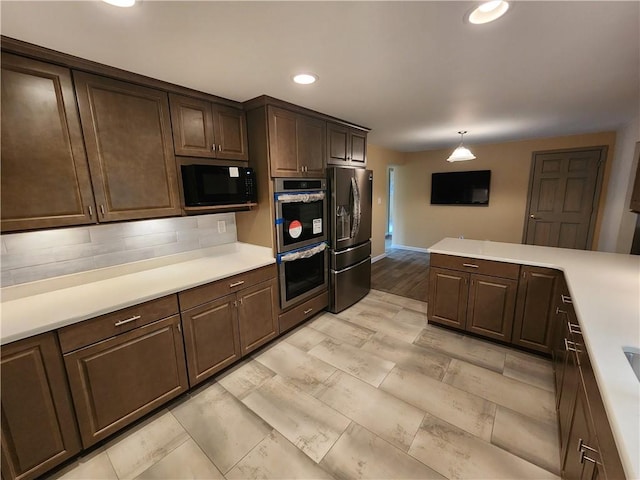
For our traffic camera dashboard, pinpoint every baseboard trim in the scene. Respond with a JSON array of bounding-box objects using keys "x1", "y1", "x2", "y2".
[
  {"x1": 371, "y1": 253, "x2": 387, "y2": 263},
  {"x1": 390, "y1": 244, "x2": 430, "y2": 253}
]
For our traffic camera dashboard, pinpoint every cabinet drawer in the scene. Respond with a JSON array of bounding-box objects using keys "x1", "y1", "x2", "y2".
[
  {"x1": 58, "y1": 295, "x2": 179, "y2": 354},
  {"x1": 430, "y1": 253, "x2": 520, "y2": 280},
  {"x1": 279, "y1": 290, "x2": 328, "y2": 333},
  {"x1": 179, "y1": 264, "x2": 277, "y2": 311}
]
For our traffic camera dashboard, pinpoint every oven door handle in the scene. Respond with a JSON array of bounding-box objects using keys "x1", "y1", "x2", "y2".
[
  {"x1": 278, "y1": 243, "x2": 327, "y2": 263},
  {"x1": 274, "y1": 191, "x2": 325, "y2": 203}
]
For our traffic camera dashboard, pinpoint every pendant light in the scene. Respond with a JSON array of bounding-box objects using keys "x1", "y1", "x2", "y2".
[{"x1": 447, "y1": 131, "x2": 476, "y2": 162}]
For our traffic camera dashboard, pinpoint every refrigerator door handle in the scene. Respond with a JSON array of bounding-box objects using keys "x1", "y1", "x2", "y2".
[{"x1": 350, "y1": 176, "x2": 361, "y2": 239}]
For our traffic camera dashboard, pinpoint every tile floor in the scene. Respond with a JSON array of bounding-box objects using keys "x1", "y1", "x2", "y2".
[{"x1": 50, "y1": 290, "x2": 561, "y2": 480}]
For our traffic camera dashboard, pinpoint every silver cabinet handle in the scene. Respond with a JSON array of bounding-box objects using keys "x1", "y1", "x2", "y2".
[
  {"x1": 100, "y1": 204, "x2": 105, "y2": 215},
  {"x1": 88, "y1": 205, "x2": 93, "y2": 218},
  {"x1": 462, "y1": 263, "x2": 479, "y2": 268},
  {"x1": 564, "y1": 338, "x2": 582, "y2": 353},
  {"x1": 578, "y1": 439, "x2": 599, "y2": 464},
  {"x1": 303, "y1": 308, "x2": 313, "y2": 315},
  {"x1": 212, "y1": 144, "x2": 216, "y2": 151},
  {"x1": 218, "y1": 145, "x2": 222, "y2": 151},
  {"x1": 229, "y1": 280, "x2": 245, "y2": 288},
  {"x1": 561, "y1": 294, "x2": 572, "y2": 304},
  {"x1": 114, "y1": 315, "x2": 141, "y2": 327},
  {"x1": 556, "y1": 307, "x2": 567, "y2": 315},
  {"x1": 568, "y1": 322, "x2": 582, "y2": 335}
]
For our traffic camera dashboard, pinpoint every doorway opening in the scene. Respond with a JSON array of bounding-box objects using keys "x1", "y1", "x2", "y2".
[{"x1": 386, "y1": 167, "x2": 395, "y2": 251}]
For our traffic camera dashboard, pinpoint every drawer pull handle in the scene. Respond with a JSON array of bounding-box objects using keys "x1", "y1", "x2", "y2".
[
  {"x1": 555, "y1": 307, "x2": 568, "y2": 315},
  {"x1": 303, "y1": 308, "x2": 313, "y2": 315},
  {"x1": 229, "y1": 280, "x2": 245, "y2": 288},
  {"x1": 578, "y1": 439, "x2": 599, "y2": 464},
  {"x1": 462, "y1": 263, "x2": 479, "y2": 268},
  {"x1": 564, "y1": 338, "x2": 582, "y2": 353},
  {"x1": 567, "y1": 322, "x2": 582, "y2": 335},
  {"x1": 561, "y1": 294, "x2": 572, "y2": 304},
  {"x1": 114, "y1": 315, "x2": 141, "y2": 327}
]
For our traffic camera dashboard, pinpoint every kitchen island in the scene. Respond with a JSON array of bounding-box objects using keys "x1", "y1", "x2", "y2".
[{"x1": 428, "y1": 238, "x2": 640, "y2": 480}]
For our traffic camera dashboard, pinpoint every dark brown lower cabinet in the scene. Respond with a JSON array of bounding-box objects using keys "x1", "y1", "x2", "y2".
[
  {"x1": 1, "y1": 333, "x2": 81, "y2": 480},
  {"x1": 427, "y1": 267, "x2": 468, "y2": 330},
  {"x1": 512, "y1": 266, "x2": 560, "y2": 354},
  {"x1": 181, "y1": 294, "x2": 241, "y2": 386},
  {"x1": 278, "y1": 290, "x2": 329, "y2": 333},
  {"x1": 466, "y1": 274, "x2": 517, "y2": 342},
  {"x1": 64, "y1": 315, "x2": 188, "y2": 448},
  {"x1": 427, "y1": 266, "x2": 517, "y2": 342},
  {"x1": 237, "y1": 278, "x2": 279, "y2": 356},
  {"x1": 179, "y1": 267, "x2": 279, "y2": 386},
  {"x1": 552, "y1": 284, "x2": 626, "y2": 480},
  {"x1": 563, "y1": 378, "x2": 599, "y2": 480}
]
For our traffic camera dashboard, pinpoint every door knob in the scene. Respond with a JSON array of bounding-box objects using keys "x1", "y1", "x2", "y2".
[{"x1": 530, "y1": 214, "x2": 539, "y2": 219}]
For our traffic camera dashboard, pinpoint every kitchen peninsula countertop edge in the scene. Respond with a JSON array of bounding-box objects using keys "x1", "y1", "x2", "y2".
[{"x1": 428, "y1": 237, "x2": 640, "y2": 480}]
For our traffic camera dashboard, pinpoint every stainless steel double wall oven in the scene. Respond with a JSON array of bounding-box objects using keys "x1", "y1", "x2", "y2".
[{"x1": 274, "y1": 178, "x2": 328, "y2": 309}]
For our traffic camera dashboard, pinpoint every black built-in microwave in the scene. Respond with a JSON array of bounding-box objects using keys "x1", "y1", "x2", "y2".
[{"x1": 181, "y1": 165, "x2": 257, "y2": 206}]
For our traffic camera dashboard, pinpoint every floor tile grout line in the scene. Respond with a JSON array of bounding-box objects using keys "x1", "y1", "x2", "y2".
[
  {"x1": 409, "y1": 408, "x2": 557, "y2": 478},
  {"x1": 168, "y1": 392, "x2": 271, "y2": 477}
]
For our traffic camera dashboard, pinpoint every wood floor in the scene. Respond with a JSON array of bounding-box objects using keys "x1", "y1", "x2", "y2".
[{"x1": 371, "y1": 248, "x2": 430, "y2": 302}]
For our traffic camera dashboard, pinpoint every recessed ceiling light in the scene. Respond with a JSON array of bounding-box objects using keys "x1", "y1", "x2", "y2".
[
  {"x1": 292, "y1": 73, "x2": 318, "y2": 85},
  {"x1": 468, "y1": 1, "x2": 510, "y2": 24},
  {"x1": 102, "y1": 0, "x2": 136, "y2": 7}
]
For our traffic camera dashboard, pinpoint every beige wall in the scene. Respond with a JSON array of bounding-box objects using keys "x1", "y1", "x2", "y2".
[
  {"x1": 392, "y1": 131, "x2": 617, "y2": 250},
  {"x1": 598, "y1": 117, "x2": 640, "y2": 253},
  {"x1": 367, "y1": 144, "x2": 405, "y2": 259}
]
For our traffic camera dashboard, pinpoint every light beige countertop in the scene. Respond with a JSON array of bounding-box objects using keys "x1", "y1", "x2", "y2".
[
  {"x1": 429, "y1": 238, "x2": 640, "y2": 479},
  {"x1": 0, "y1": 242, "x2": 275, "y2": 346}
]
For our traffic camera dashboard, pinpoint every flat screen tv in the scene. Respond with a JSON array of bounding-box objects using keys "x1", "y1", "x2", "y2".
[{"x1": 431, "y1": 170, "x2": 491, "y2": 205}]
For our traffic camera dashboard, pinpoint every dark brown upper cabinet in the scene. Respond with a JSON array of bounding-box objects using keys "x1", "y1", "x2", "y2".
[
  {"x1": 1, "y1": 53, "x2": 96, "y2": 232},
  {"x1": 267, "y1": 106, "x2": 326, "y2": 177},
  {"x1": 327, "y1": 122, "x2": 367, "y2": 167},
  {"x1": 169, "y1": 93, "x2": 248, "y2": 162},
  {"x1": 73, "y1": 72, "x2": 182, "y2": 222}
]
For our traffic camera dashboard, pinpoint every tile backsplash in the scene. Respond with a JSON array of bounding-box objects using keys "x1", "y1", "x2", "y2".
[{"x1": 1, "y1": 213, "x2": 237, "y2": 287}]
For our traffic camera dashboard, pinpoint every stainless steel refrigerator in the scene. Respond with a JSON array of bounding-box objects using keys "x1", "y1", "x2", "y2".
[{"x1": 327, "y1": 167, "x2": 373, "y2": 313}]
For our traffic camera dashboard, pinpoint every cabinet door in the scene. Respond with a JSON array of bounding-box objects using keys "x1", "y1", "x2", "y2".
[
  {"x1": 268, "y1": 106, "x2": 299, "y2": 176},
  {"x1": 298, "y1": 115, "x2": 326, "y2": 176},
  {"x1": 327, "y1": 122, "x2": 349, "y2": 165},
  {"x1": 350, "y1": 129, "x2": 367, "y2": 166},
  {"x1": 169, "y1": 94, "x2": 215, "y2": 158},
  {"x1": 181, "y1": 294, "x2": 241, "y2": 387},
  {"x1": 74, "y1": 71, "x2": 181, "y2": 222},
  {"x1": 237, "y1": 278, "x2": 278, "y2": 356},
  {"x1": 551, "y1": 275, "x2": 571, "y2": 402},
  {"x1": 580, "y1": 349, "x2": 627, "y2": 480},
  {"x1": 466, "y1": 273, "x2": 517, "y2": 342},
  {"x1": 1, "y1": 53, "x2": 95, "y2": 232},
  {"x1": 512, "y1": 266, "x2": 559, "y2": 354},
  {"x1": 427, "y1": 267, "x2": 468, "y2": 330},
  {"x1": 562, "y1": 380, "x2": 598, "y2": 480},
  {"x1": 212, "y1": 104, "x2": 248, "y2": 161},
  {"x1": 1, "y1": 333, "x2": 81, "y2": 480},
  {"x1": 559, "y1": 344, "x2": 581, "y2": 462},
  {"x1": 64, "y1": 315, "x2": 187, "y2": 448}
]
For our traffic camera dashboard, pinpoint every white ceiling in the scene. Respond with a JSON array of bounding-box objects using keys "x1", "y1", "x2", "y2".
[{"x1": 1, "y1": 1, "x2": 639, "y2": 152}]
